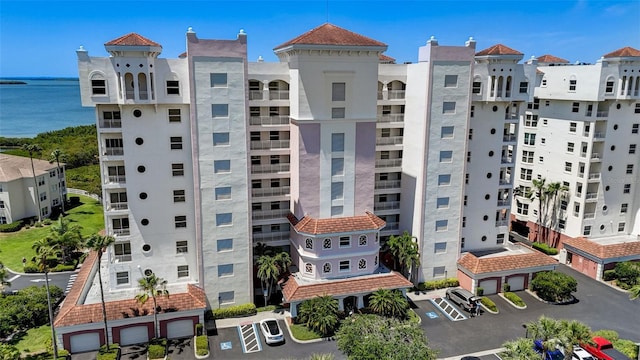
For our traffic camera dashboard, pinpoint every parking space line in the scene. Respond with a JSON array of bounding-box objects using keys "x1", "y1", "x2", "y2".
[
  {"x1": 429, "y1": 297, "x2": 467, "y2": 321},
  {"x1": 237, "y1": 322, "x2": 262, "y2": 354}
]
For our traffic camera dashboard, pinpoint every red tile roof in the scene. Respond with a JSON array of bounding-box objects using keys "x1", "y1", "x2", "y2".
[
  {"x1": 274, "y1": 23, "x2": 386, "y2": 50},
  {"x1": 458, "y1": 250, "x2": 557, "y2": 274},
  {"x1": 288, "y1": 212, "x2": 386, "y2": 235},
  {"x1": 282, "y1": 272, "x2": 413, "y2": 302},
  {"x1": 537, "y1": 54, "x2": 569, "y2": 63},
  {"x1": 476, "y1": 44, "x2": 523, "y2": 56},
  {"x1": 105, "y1": 33, "x2": 161, "y2": 47},
  {"x1": 379, "y1": 54, "x2": 396, "y2": 63},
  {"x1": 603, "y1": 46, "x2": 640, "y2": 58},
  {"x1": 55, "y1": 251, "x2": 206, "y2": 328},
  {"x1": 563, "y1": 237, "x2": 640, "y2": 260}
]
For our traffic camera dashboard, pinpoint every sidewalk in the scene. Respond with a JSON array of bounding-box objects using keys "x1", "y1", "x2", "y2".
[
  {"x1": 213, "y1": 308, "x2": 291, "y2": 329},
  {"x1": 406, "y1": 288, "x2": 448, "y2": 302}
]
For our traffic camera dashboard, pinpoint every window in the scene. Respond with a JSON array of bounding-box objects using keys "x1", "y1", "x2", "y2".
[
  {"x1": 618, "y1": 222, "x2": 626, "y2": 232},
  {"x1": 0, "y1": 201, "x2": 3, "y2": 208},
  {"x1": 339, "y1": 236, "x2": 351, "y2": 248},
  {"x1": 172, "y1": 163, "x2": 184, "y2": 176},
  {"x1": 443, "y1": 102, "x2": 456, "y2": 114},
  {"x1": 630, "y1": 144, "x2": 637, "y2": 154},
  {"x1": 212, "y1": 104, "x2": 229, "y2": 117},
  {"x1": 626, "y1": 164, "x2": 634, "y2": 174},
  {"x1": 339, "y1": 260, "x2": 350, "y2": 272},
  {"x1": 624, "y1": 184, "x2": 631, "y2": 194},
  {"x1": 113, "y1": 242, "x2": 131, "y2": 261},
  {"x1": 560, "y1": 200, "x2": 568, "y2": 211},
  {"x1": 470, "y1": 105, "x2": 474, "y2": 118},
  {"x1": 434, "y1": 242, "x2": 447, "y2": 253},
  {"x1": 218, "y1": 264, "x2": 234, "y2": 277},
  {"x1": 175, "y1": 215, "x2": 187, "y2": 228},
  {"x1": 433, "y1": 266, "x2": 446, "y2": 277},
  {"x1": 305, "y1": 238, "x2": 313, "y2": 249},
  {"x1": 168, "y1": 109, "x2": 181, "y2": 122},
  {"x1": 524, "y1": 133, "x2": 536, "y2": 145},
  {"x1": 558, "y1": 219, "x2": 566, "y2": 229},
  {"x1": 331, "y1": 107, "x2": 345, "y2": 119},
  {"x1": 214, "y1": 160, "x2": 231, "y2": 173},
  {"x1": 520, "y1": 168, "x2": 533, "y2": 181},
  {"x1": 359, "y1": 235, "x2": 367, "y2": 246},
  {"x1": 116, "y1": 272, "x2": 129, "y2": 285},
  {"x1": 519, "y1": 81, "x2": 528, "y2": 93},
  {"x1": 516, "y1": 201, "x2": 529, "y2": 215},
  {"x1": 216, "y1": 213, "x2": 232, "y2": 226},
  {"x1": 331, "y1": 182, "x2": 344, "y2": 200},
  {"x1": 219, "y1": 291, "x2": 234, "y2": 304},
  {"x1": 521, "y1": 151, "x2": 534, "y2": 163},
  {"x1": 635, "y1": 104, "x2": 640, "y2": 114},
  {"x1": 213, "y1": 132, "x2": 230, "y2": 146},
  {"x1": 217, "y1": 238, "x2": 233, "y2": 252},
  {"x1": 439, "y1": 150, "x2": 453, "y2": 163},
  {"x1": 210, "y1": 73, "x2": 227, "y2": 87},
  {"x1": 331, "y1": 158, "x2": 344, "y2": 176},
  {"x1": 170, "y1": 136, "x2": 183, "y2": 150},
  {"x1": 524, "y1": 114, "x2": 538, "y2": 127},
  {"x1": 436, "y1": 219, "x2": 448, "y2": 231},
  {"x1": 437, "y1": 197, "x2": 449, "y2": 209},
  {"x1": 497, "y1": 234, "x2": 505, "y2": 244},
  {"x1": 569, "y1": 122, "x2": 577, "y2": 132},
  {"x1": 332, "y1": 133, "x2": 344, "y2": 152},
  {"x1": 633, "y1": 124, "x2": 639, "y2": 134},
  {"x1": 569, "y1": 79, "x2": 577, "y2": 91},
  {"x1": 565, "y1": 162, "x2": 572, "y2": 172},
  {"x1": 605, "y1": 80, "x2": 615, "y2": 93},
  {"x1": 331, "y1": 206, "x2": 343, "y2": 216},
  {"x1": 37, "y1": 176, "x2": 46, "y2": 186},
  {"x1": 177, "y1": 265, "x2": 189, "y2": 278},
  {"x1": 572, "y1": 102, "x2": 579, "y2": 113},
  {"x1": 621, "y1": 203, "x2": 628, "y2": 213},
  {"x1": 438, "y1": 174, "x2": 451, "y2": 186},
  {"x1": 441, "y1": 126, "x2": 454, "y2": 139},
  {"x1": 332, "y1": 82, "x2": 346, "y2": 101},
  {"x1": 567, "y1": 142, "x2": 575, "y2": 153},
  {"x1": 472, "y1": 81, "x2": 482, "y2": 94},
  {"x1": 468, "y1": 129, "x2": 473, "y2": 140},
  {"x1": 583, "y1": 226, "x2": 591, "y2": 236},
  {"x1": 323, "y1": 238, "x2": 332, "y2": 249},
  {"x1": 323, "y1": 263, "x2": 331, "y2": 273},
  {"x1": 358, "y1": 259, "x2": 367, "y2": 270},
  {"x1": 215, "y1": 186, "x2": 231, "y2": 200},
  {"x1": 166, "y1": 80, "x2": 180, "y2": 95},
  {"x1": 173, "y1": 190, "x2": 185, "y2": 202},
  {"x1": 176, "y1": 241, "x2": 188, "y2": 253},
  {"x1": 40, "y1": 192, "x2": 47, "y2": 201},
  {"x1": 444, "y1": 75, "x2": 458, "y2": 87},
  {"x1": 304, "y1": 263, "x2": 313, "y2": 274},
  {"x1": 91, "y1": 79, "x2": 106, "y2": 95}
]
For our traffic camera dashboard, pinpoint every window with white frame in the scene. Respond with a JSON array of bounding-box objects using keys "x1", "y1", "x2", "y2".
[
  {"x1": 438, "y1": 174, "x2": 451, "y2": 186},
  {"x1": 332, "y1": 133, "x2": 345, "y2": 152},
  {"x1": 618, "y1": 222, "x2": 626, "y2": 232},
  {"x1": 91, "y1": 77, "x2": 106, "y2": 95},
  {"x1": 583, "y1": 225, "x2": 591, "y2": 236},
  {"x1": 472, "y1": 81, "x2": 481, "y2": 94},
  {"x1": 177, "y1": 265, "x2": 189, "y2": 278},
  {"x1": 630, "y1": 144, "x2": 637, "y2": 154},
  {"x1": 519, "y1": 81, "x2": 528, "y2": 93},
  {"x1": 210, "y1": 73, "x2": 227, "y2": 87},
  {"x1": 176, "y1": 241, "x2": 188, "y2": 254},
  {"x1": 331, "y1": 158, "x2": 344, "y2": 176},
  {"x1": 439, "y1": 151, "x2": 453, "y2": 163},
  {"x1": 114, "y1": 242, "x2": 132, "y2": 261},
  {"x1": 569, "y1": 78, "x2": 577, "y2": 91},
  {"x1": 358, "y1": 235, "x2": 367, "y2": 246},
  {"x1": 339, "y1": 260, "x2": 350, "y2": 272},
  {"x1": 219, "y1": 291, "x2": 234, "y2": 304},
  {"x1": 567, "y1": 142, "x2": 574, "y2": 153},
  {"x1": 497, "y1": 234, "x2": 505, "y2": 244},
  {"x1": 305, "y1": 238, "x2": 313, "y2": 249},
  {"x1": 172, "y1": 163, "x2": 184, "y2": 176},
  {"x1": 633, "y1": 124, "x2": 639, "y2": 134},
  {"x1": 516, "y1": 201, "x2": 529, "y2": 215},
  {"x1": 565, "y1": 162, "x2": 573, "y2": 173},
  {"x1": 444, "y1": 75, "x2": 458, "y2": 87},
  {"x1": 434, "y1": 242, "x2": 447, "y2": 253},
  {"x1": 216, "y1": 213, "x2": 232, "y2": 226},
  {"x1": 605, "y1": 78, "x2": 615, "y2": 93},
  {"x1": 305, "y1": 263, "x2": 313, "y2": 274},
  {"x1": 524, "y1": 133, "x2": 536, "y2": 145},
  {"x1": 175, "y1": 215, "x2": 187, "y2": 228},
  {"x1": 212, "y1": 104, "x2": 229, "y2": 117},
  {"x1": 213, "y1": 132, "x2": 230, "y2": 146},
  {"x1": 339, "y1": 236, "x2": 351, "y2": 248},
  {"x1": 332, "y1": 82, "x2": 346, "y2": 101},
  {"x1": 116, "y1": 271, "x2": 129, "y2": 285},
  {"x1": 358, "y1": 258, "x2": 367, "y2": 270},
  {"x1": 168, "y1": 109, "x2": 181, "y2": 122},
  {"x1": 323, "y1": 238, "x2": 332, "y2": 249},
  {"x1": 433, "y1": 266, "x2": 446, "y2": 277},
  {"x1": 441, "y1": 126, "x2": 454, "y2": 139},
  {"x1": 166, "y1": 80, "x2": 180, "y2": 95},
  {"x1": 323, "y1": 263, "x2": 331, "y2": 273},
  {"x1": 520, "y1": 168, "x2": 533, "y2": 181},
  {"x1": 217, "y1": 239, "x2": 233, "y2": 252},
  {"x1": 621, "y1": 203, "x2": 628, "y2": 213},
  {"x1": 331, "y1": 206, "x2": 343, "y2": 216},
  {"x1": 170, "y1": 136, "x2": 183, "y2": 150},
  {"x1": 215, "y1": 187, "x2": 232, "y2": 200},
  {"x1": 623, "y1": 184, "x2": 631, "y2": 194},
  {"x1": 436, "y1": 197, "x2": 449, "y2": 209},
  {"x1": 331, "y1": 107, "x2": 345, "y2": 119},
  {"x1": 442, "y1": 102, "x2": 456, "y2": 114},
  {"x1": 572, "y1": 102, "x2": 579, "y2": 113},
  {"x1": 218, "y1": 264, "x2": 234, "y2": 277},
  {"x1": 626, "y1": 164, "x2": 634, "y2": 174},
  {"x1": 524, "y1": 114, "x2": 538, "y2": 127},
  {"x1": 173, "y1": 190, "x2": 185, "y2": 203},
  {"x1": 522, "y1": 151, "x2": 534, "y2": 163},
  {"x1": 436, "y1": 219, "x2": 448, "y2": 231},
  {"x1": 214, "y1": 160, "x2": 231, "y2": 173},
  {"x1": 331, "y1": 182, "x2": 344, "y2": 200}
]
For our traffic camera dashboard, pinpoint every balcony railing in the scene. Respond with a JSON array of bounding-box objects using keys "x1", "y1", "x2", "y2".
[
  {"x1": 584, "y1": 212, "x2": 596, "y2": 219},
  {"x1": 251, "y1": 186, "x2": 290, "y2": 197},
  {"x1": 388, "y1": 90, "x2": 406, "y2": 100},
  {"x1": 252, "y1": 231, "x2": 290, "y2": 242},
  {"x1": 106, "y1": 175, "x2": 126, "y2": 184},
  {"x1": 503, "y1": 135, "x2": 517, "y2": 142},
  {"x1": 497, "y1": 200, "x2": 510, "y2": 206},
  {"x1": 269, "y1": 90, "x2": 290, "y2": 100},
  {"x1": 501, "y1": 157, "x2": 514, "y2": 164},
  {"x1": 585, "y1": 192, "x2": 598, "y2": 200},
  {"x1": 495, "y1": 220, "x2": 509, "y2": 227},
  {"x1": 252, "y1": 209, "x2": 289, "y2": 221},
  {"x1": 374, "y1": 201, "x2": 401, "y2": 211},
  {"x1": 113, "y1": 254, "x2": 132, "y2": 263},
  {"x1": 249, "y1": 90, "x2": 263, "y2": 100},
  {"x1": 375, "y1": 159, "x2": 402, "y2": 168},
  {"x1": 505, "y1": 114, "x2": 519, "y2": 120},
  {"x1": 249, "y1": 116, "x2": 290, "y2": 126},
  {"x1": 376, "y1": 136, "x2": 403, "y2": 146},
  {"x1": 377, "y1": 114, "x2": 404, "y2": 123},
  {"x1": 250, "y1": 140, "x2": 290, "y2": 150},
  {"x1": 499, "y1": 177, "x2": 512, "y2": 185},
  {"x1": 377, "y1": 91, "x2": 383, "y2": 100},
  {"x1": 590, "y1": 153, "x2": 601, "y2": 160},
  {"x1": 588, "y1": 173, "x2": 600, "y2": 180},
  {"x1": 375, "y1": 180, "x2": 401, "y2": 190},
  {"x1": 107, "y1": 202, "x2": 128, "y2": 211},
  {"x1": 593, "y1": 132, "x2": 606, "y2": 139},
  {"x1": 113, "y1": 228, "x2": 130, "y2": 236},
  {"x1": 100, "y1": 119, "x2": 122, "y2": 128},
  {"x1": 251, "y1": 163, "x2": 290, "y2": 174},
  {"x1": 382, "y1": 222, "x2": 400, "y2": 231},
  {"x1": 103, "y1": 147, "x2": 124, "y2": 156},
  {"x1": 596, "y1": 111, "x2": 608, "y2": 117}
]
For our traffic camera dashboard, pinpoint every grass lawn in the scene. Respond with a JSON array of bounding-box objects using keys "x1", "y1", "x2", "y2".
[
  {"x1": 289, "y1": 323, "x2": 323, "y2": 341},
  {"x1": 0, "y1": 194, "x2": 104, "y2": 271},
  {"x1": 12, "y1": 325, "x2": 52, "y2": 354}
]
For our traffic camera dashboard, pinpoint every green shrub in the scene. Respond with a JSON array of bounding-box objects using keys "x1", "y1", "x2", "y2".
[
  {"x1": 51, "y1": 264, "x2": 75, "y2": 272},
  {"x1": 97, "y1": 344, "x2": 120, "y2": 360},
  {"x1": 532, "y1": 242, "x2": 559, "y2": 255},
  {"x1": 256, "y1": 305, "x2": 277, "y2": 312},
  {"x1": 614, "y1": 261, "x2": 640, "y2": 286},
  {"x1": 504, "y1": 292, "x2": 526, "y2": 307},
  {"x1": 531, "y1": 271, "x2": 577, "y2": 302},
  {"x1": 480, "y1": 297, "x2": 497, "y2": 312},
  {"x1": 23, "y1": 264, "x2": 40, "y2": 273},
  {"x1": 208, "y1": 303, "x2": 257, "y2": 319},
  {"x1": 35, "y1": 222, "x2": 43, "y2": 228},
  {"x1": 195, "y1": 323, "x2": 203, "y2": 336},
  {"x1": 613, "y1": 339, "x2": 639, "y2": 360},
  {"x1": 43, "y1": 219, "x2": 52, "y2": 225},
  {"x1": 592, "y1": 329, "x2": 619, "y2": 342},
  {"x1": 502, "y1": 283, "x2": 511, "y2": 292},
  {"x1": 0, "y1": 220, "x2": 24, "y2": 232},
  {"x1": 603, "y1": 269, "x2": 618, "y2": 281},
  {"x1": 195, "y1": 335, "x2": 209, "y2": 356},
  {"x1": 147, "y1": 339, "x2": 166, "y2": 359},
  {"x1": 417, "y1": 278, "x2": 459, "y2": 291},
  {"x1": 476, "y1": 287, "x2": 484, "y2": 296}
]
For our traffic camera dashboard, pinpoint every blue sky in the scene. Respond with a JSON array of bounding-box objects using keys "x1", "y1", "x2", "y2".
[{"x1": 1, "y1": 0, "x2": 639, "y2": 77}]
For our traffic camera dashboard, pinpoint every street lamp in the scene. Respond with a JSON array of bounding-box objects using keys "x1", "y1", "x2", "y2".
[{"x1": 522, "y1": 323, "x2": 529, "y2": 338}]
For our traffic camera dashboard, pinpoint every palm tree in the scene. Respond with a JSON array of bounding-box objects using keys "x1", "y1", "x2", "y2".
[
  {"x1": 558, "y1": 319, "x2": 592, "y2": 357},
  {"x1": 45, "y1": 217, "x2": 84, "y2": 264},
  {"x1": 368, "y1": 288, "x2": 409, "y2": 319},
  {"x1": 545, "y1": 182, "x2": 569, "y2": 247},
  {"x1": 135, "y1": 274, "x2": 169, "y2": 339},
  {"x1": 387, "y1": 231, "x2": 420, "y2": 281},
  {"x1": 256, "y1": 255, "x2": 279, "y2": 306},
  {"x1": 253, "y1": 242, "x2": 274, "y2": 258},
  {"x1": 298, "y1": 295, "x2": 339, "y2": 336},
  {"x1": 86, "y1": 234, "x2": 115, "y2": 350},
  {"x1": 274, "y1": 251, "x2": 292, "y2": 275},
  {"x1": 49, "y1": 149, "x2": 66, "y2": 214},
  {"x1": 526, "y1": 316, "x2": 568, "y2": 360},
  {"x1": 500, "y1": 338, "x2": 537, "y2": 360},
  {"x1": 22, "y1": 144, "x2": 43, "y2": 223},
  {"x1": 32, "y1": 240, "x2": 60, "y2": 359},
  {"x1": 527, "y1": 178, "x2": 547, "y2": 243}
]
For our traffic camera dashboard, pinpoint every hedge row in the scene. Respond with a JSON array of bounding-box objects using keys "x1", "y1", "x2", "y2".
[
  {"x1": 207, "y1": 303, "x2": 257, "y2": 320},
  {"x1": 532, "y1": 242, "x2": 559, "y2": 255},
  {"x1": 504, "y1": 292, "x2": 526, "y2": 307},
  {"x1": 96, "y1": 344, "x2": 120, "y2": 360},
  {"x1": 416, "y1": 278, "x2": 459, "y2": 291},
  {"x1": 195, "y1": 335, "x2": 209, "y2": 356},
  {"x1": 0, "y1": 220, "x2": 24, "y2": 233}
]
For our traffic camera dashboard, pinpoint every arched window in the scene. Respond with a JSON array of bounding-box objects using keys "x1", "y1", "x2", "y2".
[
  {"x1": 305, "y1": 263, "x2": 313, "y2": 274},
  {"x1": 124, "y1": 72, "x2": 134, "y2": 99},
  {"x1": 377, "y1": 81, "x2": 384, "y2": 99},
  {"x1": 497, "y1": 76, "x2": 504, "y2": 97},
  {"x1": 358, "y1": 235, "x2": 367, "y2": 246},
  {"x1": 138, "y1": 73, "x2": 148, "y2": 100},
  {"x1": 358, "y1": 258, "x2": 367, "y2": 270},
  {"x1": 90, "y1": 72, "x2": 107, "y2": 95},
  {"x1": 323, "y1": 263, "x2": 331, "y2": 273},
  {"x1": 388, "y1": 80, "x2": 406, "y2": 99},
  {"x1": 268, "y1": 80, "x2": 289, "y2": 100},
  {"x1": 505, "y1": 76, "x2": 512, "y2": 97},
  {"x1": 305, "y1": 238, "x2": 313, "y2": 249}
]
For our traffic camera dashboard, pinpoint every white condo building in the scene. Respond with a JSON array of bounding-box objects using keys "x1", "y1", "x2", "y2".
[{"x1": 54, "y1": 23, "x2": 639, "y2": 353}]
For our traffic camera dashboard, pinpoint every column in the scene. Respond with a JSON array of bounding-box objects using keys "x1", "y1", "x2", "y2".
[
  {"x1": 337, "y1": 297, "x2": 344, "y2": 312},
  {"x1": 290, "y1": 301, "x2": 299, "y2": 317},
  {"x1": 356, "y1": 295, "x2": 364, "y2": 309}
]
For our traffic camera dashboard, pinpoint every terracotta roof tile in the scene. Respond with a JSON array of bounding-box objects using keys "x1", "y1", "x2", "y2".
[
  {"x1": 274, "y1": 23, "x2": 386, "y2": 50},
  {"x1": 603, "y1": 46, "x2": 640, "y2": 58},
  {"x1": 105, "y1": 33, "x2": 161, "y2": 47},
  {"x1": 476, "y1": 44, "x2": 523, "y2": 56},
  {"x1": 537, "y1": 54, "x2": 569, "y2": 63},
  {"x1": 379, "y1": 54, "x2": 396, "y2": 63},
  {"x1": 458, "y1": 250, "x2": 557, "y2": 274},
  {"x1": 288, "y1": 212, "x2": 386, "y2": 235},
  {"x1": 55, "y1": 251, "x2": 206, "y2": 328},
  {"x1": 563, "y1": 238, "x2": 640, "y2": 260},
  {"x1": 282, "y1": 272, "x2": 412, "y2": 302}
]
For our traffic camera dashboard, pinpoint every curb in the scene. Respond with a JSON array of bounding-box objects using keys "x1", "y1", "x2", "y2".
[
  {"x1": 497, "y1": 293, "x2": 527, "y2": 309},
  {"x1": 283, "y1": 317, "x2": 326, "y2": 344}
]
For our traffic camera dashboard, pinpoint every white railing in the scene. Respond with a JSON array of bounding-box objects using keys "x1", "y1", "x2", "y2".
[
  {"x1": 269, "y1": 90, "x2": 289, "y2": 100},
  {"x1": 374, "y1": 201, "x2": 401, "y2": 211},
  {"x1": 113, "y1": 254, "x2": 132, "y2": 263},
  {"x1": 388, "y1": 90, "x2": 406, "y2": 100},
  {"x1": 249, "y1": 90, "x2": 263, "y2": 100},
  {"x1": 585, "y1": 192, "x2": 598, "y2": 200},
  {"x1": 505, "y1": 114, "x2": 519, "y2": 120},
  {"x1": 375, "y1": 159, "x2": 402, "y2": 168},
  {"x1": 251, "y1": 186, "x2": 291, "y2": 197},
  {"x1": 106, "y1": 175, "x2": 126, "y2": 184},
  {"x1": 495, "y1": 220, "x2": 509, "y2": 227},
  {"x1": 383, "y1": 222, "x2": 400, "y2": 231},
  {"x1": 593, "y1": 132, "x2": 606, "y2": 139},
  {"x1": 497, "y1": 200, "x2": 510, "y2": 206},
  {"x1": 377, "y1": 114, "x2": 404, "y2": 123},
  {"x1": 103, "y1": 147, "x2": 124, "y2": 156},
  {"x1": 596, "y1": 111, "x2": 608, "y2": 117},
  {"x1": 588, "y1": 173, "x2": 600, "y2": 180},
  {"x1": 375, "y1": 180, "x2": 401, "y2": 190},
  {"x1": 251, "y1": 163, "x2": 290, "y2": 174},
  {"x1": 107, "y1": 202, "x2": 128, "y2": 211},
  {"x1": 249, "y1": 116, "x2": 290, "y2": 126},
  {"x1": 503, "y1": 135, "x2": 517, "y2": 142},
  {"x1": 100, "y1": 119, "x2": 122, "y2": 128},
  {"x1": 376, "y1": 136, "x2": 403, "y2": 146},
  {"x1": 499, "y1": 178, "x2": 512, "y2": 185},
  {"x1": 113, "y1": 228, "x2": 130, "y2": 236},
  {"x1": 252, "y1": 209, "x2": 289, "y2": 220},
  {"x1": 591, "y1": 153, "x2": 601, "y2": 160},
  {"x1": 584, "y1": 212, "x2": 596, "y2": 219},
  {"x1": 377, "y1": 92, "x2": 383, "y2": 100},
  {"x1": 250, "y1": 140, "x2": 290, "y2": 150},
  {"x1": 252, "y1": 231, "x2": 290, "y2": 242},
  {"x1": 501, "y1": 157, "x2": 514, "y2": 164}
]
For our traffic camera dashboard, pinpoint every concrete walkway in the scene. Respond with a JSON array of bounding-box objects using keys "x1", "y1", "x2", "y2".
[{"x1": 214, "y1": 309, "x2": 291, "y2": 329}]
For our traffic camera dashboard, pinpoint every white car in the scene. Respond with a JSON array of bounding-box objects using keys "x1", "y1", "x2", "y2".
[
  {"x1": 259, "y1": 318, "x2": 284, "y2": 344},
  {"x1": 572, "y1": 346, "x2": 596, "y2": 360}
]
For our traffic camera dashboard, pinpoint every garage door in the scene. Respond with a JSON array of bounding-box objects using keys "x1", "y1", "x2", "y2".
[
  {"x1": 507, "y1": 276, "x2": 526, "y2": 291},
  {"x1": 70, "y1": 332, "x2": 101, "y2": 353},
  {"x1": 120, "y1": 326, "x2": 150, "y2": 346},
  {"x1": 478, "y1": 279, "x2": 498, "y2": 295},
  {"x1": 166, "y1": 319, "x2": 194, "y2": 339}
]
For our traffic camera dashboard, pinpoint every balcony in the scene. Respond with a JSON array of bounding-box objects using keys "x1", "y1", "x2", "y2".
[
  {"x1": 105, "y1": 175, "x2": 126, "y2": 184},
  {"x1": 503, "y1": 134, "x2": 517, "y2": 143},
  {"x1": 107, "y1": 202, "x2": 128, "y2": 211},
  {"x1": 249, "y1": 116, "x2": 290, "y2": 126},
  {"x1": 375, "y1": 159, "x2": 402, "y2": 168},
  {"x1": 496, "y1": 220, "x2": 509, "y2": 227},
  {"x1": 103, "y1": 147, "x2": 124, "y2": 156},
  {"x1": 382, "y1": 222, "x2": 400, "y2": 231},
  {"x1": 497, "y1": 200, "x2": 510, "y2": 207},
  {"x1": 499, "y1": 177, "x2": 512, "y2": 185},
  {"x1": 374, "y1": 201, "x2": 400, "y2": 211},
  {"x1": 252, "y1": 231, "x2": 290, "y2": 242},
  {"x1": 593, "y1": 132, "x2": 606, "y2": 140},
  {"x1": 99, "y1": 119, "x2": 122, "y2": 128},
  {"x1": 584, "y1": 212, "x2": 596, "y2": 219},
  {"x1": 375, "y1": 180, "x2": 401, "y2": 190},
  {"x1": 388, "y1": 90, "x2": 405, "y2": 100},
  {"x1": 377, "y1": 91, "x2": 383, "y2": 100},
  {"x1": 590, "y1": 153, "x2": 602, "y2": 161},
  {"x1": 251, "y1": 186, "x2": 290, "y2": 197},
  {"x1": 504, "y1": 114, "x2": 519, "y2": 120},
  {"x1": 249, "y1": 90, "x2": 263, "y2": 100},
  {"x1": 588, "y1": 173, "x2": 600, "y2": 181},
  {"x1": 252, "y1": 209, "x2": 289, "y2": 221},
  {"x1": 113, "y1": 228, "x2": 130, "y2": 236},
  {"x1": 113, "y1": 254, "x2": 132, "y2": 263},
  {"x1": 376, "y1": 136, "x2": 403, "y2": 146},
  {"x1": 250, "y1": 140, "x2": 290, "y2": 150},
  {"x1": 251, "y1": 163, "x2": 290, "y2": 174},
  {"x1": 585, "y1": 192, "x2": 598, "y2": 201},
  {"x1": 377, "y1": 114, "x2": 404, "y2": 123},
  {"x1": 501, "y1": 157, "x2": 514, "y2": 165},
  {"x1": 595, "y1": 111, "x2": 608, "y2": 118},
  {"x1": 269, "y1": 90, "x2": 289, "y2": 100}
]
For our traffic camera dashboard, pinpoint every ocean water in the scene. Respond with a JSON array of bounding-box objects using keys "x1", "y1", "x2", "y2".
[{"x1": 0, "y1": 78, "x2": 95, "y2": 138}]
